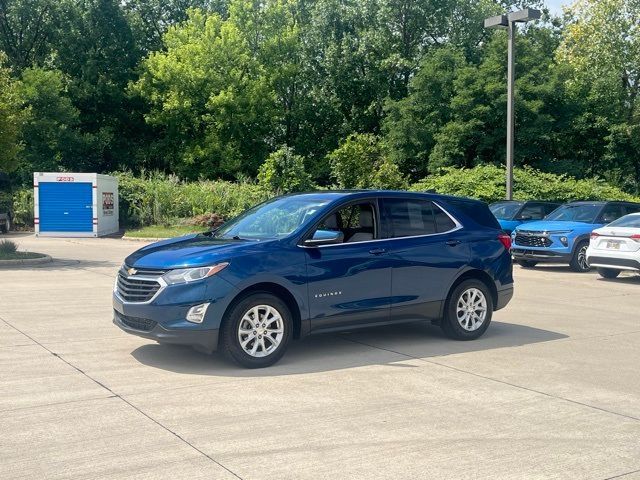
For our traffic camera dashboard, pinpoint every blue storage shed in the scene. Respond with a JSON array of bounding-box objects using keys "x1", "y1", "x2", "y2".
[{"x1": 34, "y1": 172, "x2": 119, "y2": 237}]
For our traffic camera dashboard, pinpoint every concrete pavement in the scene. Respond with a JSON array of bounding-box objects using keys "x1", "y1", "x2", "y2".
[{"x1": 1, "y1": 233, "x2": 639, "y2": 479}]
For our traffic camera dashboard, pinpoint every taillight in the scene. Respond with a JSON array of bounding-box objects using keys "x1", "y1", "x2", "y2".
[
  {"x1": 631, "y1": 234, "x2": 640, "y2": 242},
  {"x1": 590, "y1": 232, "x2": 600, "y2": 240},
  {"x1": 498, "y1": 233, "x2": 511, "y2": 250}
]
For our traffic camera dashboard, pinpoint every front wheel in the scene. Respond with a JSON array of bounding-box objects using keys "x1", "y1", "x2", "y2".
[
  {"x1": 221, "y1": 293, "x2": 292, "y2": 368},
  {"x1": 441, "y1": 280, "x2": 493, "y2": 340},
  {"x1": 597, "y1": 267, "x2": 620, "y2": 279},
  {"x1": 569, "y1": 241, "x2": 590, "y2": 272}
]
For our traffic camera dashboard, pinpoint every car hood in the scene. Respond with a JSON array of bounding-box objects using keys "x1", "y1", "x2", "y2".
[
  {"x1": 124, "y1": 234, "x2": 265, "y2": 269},
  {"x1": 515, "y1": 221, "x2": 599, "y2": 232}
]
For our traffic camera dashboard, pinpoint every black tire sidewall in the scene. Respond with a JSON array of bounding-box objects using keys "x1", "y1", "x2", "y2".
[
  {"x1": 570, "y1": 241, "x2": 590, "y2": 272},
  {"x1": 517, "y1": 260, "x2": 537, "y2": 268},
  {"x1": 597, "y1": 267, "x2": 620, "y2": 279},
  {"x1": 221, "y1": 293, "x2": 292, "y2": 368},
  {"x1": 443, "y1": 280, "x2": 493, "y2": 340}
]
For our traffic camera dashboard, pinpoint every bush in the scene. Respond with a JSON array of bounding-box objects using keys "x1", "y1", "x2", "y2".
[
  {"x1": 257, "y1": 147, "x2": 314, "y2": 194},
  {"x1": 12, "y1": 188, "x2": 33, "y2": 227},
  {"x1": 0, "y1": 239, "x2": 17, "y2": 254},
  {"x1": 114, "y1": 171, "x2": 272, "y2": 227},
  {"x1": 184, "y1": 213, "x2": 225, "y2": 229},
  {"x1": 411, "y1": 165, "x2": 640, "y2": 203},
  {"x1": 328, "y1": 133, "x2": 408, "y2": 190}
]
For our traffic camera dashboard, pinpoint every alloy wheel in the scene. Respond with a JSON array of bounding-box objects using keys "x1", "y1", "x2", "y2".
[
  {"x1": 456, "y1": 288, "x2": 487, "y2": 332},
  {"x1": 577, "y1": 245, "x2": 589, "y2": 271},
  {"x1": 237, "y1": 305, "x2": 284, "y2": 358}
]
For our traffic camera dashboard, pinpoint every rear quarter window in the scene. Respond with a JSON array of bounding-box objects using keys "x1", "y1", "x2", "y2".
[{"x1": 442, "y1": 198, "x2": 501, "y2": 230}]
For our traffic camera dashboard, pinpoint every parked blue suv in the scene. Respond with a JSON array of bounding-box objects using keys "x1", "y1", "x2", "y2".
[
  {"x1": 114, "y1": 191, "x2": 514, "y2": 368},
  {"x1": 511, "y1": 201, "x2": 640, "y2": 272},
  {"x1": 490, "y1": 200, "x2": 561, "y2": 234}
]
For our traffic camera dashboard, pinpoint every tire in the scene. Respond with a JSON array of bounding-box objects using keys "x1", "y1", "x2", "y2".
[
  {"x1": 441, "y1": 279, "x2": 494, "y2": 341},
  {"x1": 517, "y1": 260, "x2": 537, "y2": 268},
  {"x1": 220, "y1": 293, "x2": 292, "y2": 368},
  {"x1": 569, "y1": 241, "x2": 590, "y2": 272},
  {"x1": 597, "y1": 267, "x2": 620, "y2": 279}
]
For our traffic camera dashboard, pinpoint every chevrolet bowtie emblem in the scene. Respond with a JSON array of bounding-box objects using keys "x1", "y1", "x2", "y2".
[{"x1": 127, "y1": 267, "x2": 137, "y2": 275}]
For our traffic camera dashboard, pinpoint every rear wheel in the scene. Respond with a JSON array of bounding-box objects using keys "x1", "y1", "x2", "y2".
[
  {"x1": 569, "y1": 241, "x2": 590, "y2": 272},
  {"x1": 221, "y1": 293, "x2": 292, "y2": 368},
  {"x1": 597, "y1": 267, "x2": 620, "y2": 279},
  {"x1": 441, "y1": 280, "x2": 493, "y2": 340},
  {"x1": 517, "y1": 260, "x2": 537, "y2": 268}
]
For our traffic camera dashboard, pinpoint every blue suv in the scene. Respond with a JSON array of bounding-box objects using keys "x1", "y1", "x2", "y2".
[
  {"x1": 511, "y1": 201, "x2": 640, "y2": 272},
  {"x1": 490, "y1": 200, "x2": 561, "y2": 234},
  {"x1": 114, "y1": 191, "x2": 513, "y2": 368}
]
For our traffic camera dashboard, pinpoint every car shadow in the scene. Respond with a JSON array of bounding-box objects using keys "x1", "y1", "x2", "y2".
[{"x1": 130, "y1": 320, "x2": 567, "y2": 377}]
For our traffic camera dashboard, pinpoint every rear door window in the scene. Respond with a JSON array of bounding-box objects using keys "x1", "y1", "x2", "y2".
[
  {"x1": 599, "y1": 204, "x2": 625, "y2": 223},
  {"x1": 382, "y1": 199, "x2": 457, "y2": 238}
]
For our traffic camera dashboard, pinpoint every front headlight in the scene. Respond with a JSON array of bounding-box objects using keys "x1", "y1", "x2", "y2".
[{"x1": 162, "y1": 263, "x2": 229, "y2": 285}]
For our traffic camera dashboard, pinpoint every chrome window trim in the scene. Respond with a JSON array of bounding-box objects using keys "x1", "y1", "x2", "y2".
[
  {"x1": 114, "y1": 272, "x2": 167, "y2": 305},
  {"x1": 298, "y1": 200, "x2": 463, "y2": 249}
]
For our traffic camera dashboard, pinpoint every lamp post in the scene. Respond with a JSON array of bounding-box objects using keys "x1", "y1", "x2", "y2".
[{"x1": 484, "y1": 8, "x2": 541, "y2": 200}]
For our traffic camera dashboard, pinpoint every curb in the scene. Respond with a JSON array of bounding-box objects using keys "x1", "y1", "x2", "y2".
[
  {"x1": 121, "y1": 236, "x2": 169, "y2": 242},
  {"x1": 0, "y1": 254, "x2": 52, "y2": 266}
]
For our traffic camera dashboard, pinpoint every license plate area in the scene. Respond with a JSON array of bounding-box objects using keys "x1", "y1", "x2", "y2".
[{"x1": 606, "y1": 240, "x2": 621, "y2": 250}]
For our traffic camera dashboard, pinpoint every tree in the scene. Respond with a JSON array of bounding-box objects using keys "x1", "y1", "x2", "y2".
[
  {"x1": 0, "y1": 54, "x2": 24, "y2": 173},
  {"x1": 328, "y1": 133, "x2": 406, "y2": 189},
  {"x1": 132, "y1": 8, "x2": 276, "y2": 180},
  {"x1": 557, "y1": 0, "x2": 640, "y2": 189},
  {"x1": 257, "y1": 146, "x2": 313, "y2": 193},
  {"x1": 16, "y1": 68, "x2": 80, "y2": 178}
]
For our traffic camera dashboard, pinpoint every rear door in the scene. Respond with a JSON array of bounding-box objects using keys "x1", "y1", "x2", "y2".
[{"x1": 381, "y1": 197, "x2": 469, "y2": 321}]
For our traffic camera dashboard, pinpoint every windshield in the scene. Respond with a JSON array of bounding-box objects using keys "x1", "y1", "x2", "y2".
[
  {"x1": 213, "y1": 196, "x2": 331, "y2": 240},
  {"x1": 607, "y1": 214, "x2": 640, "y2": 228},
  {"x1": 545, "y1": 204, "x2": 602, "y2": 223},
  {"x1": 490, "y1": 202, "x2": 523, "y2": 220}
]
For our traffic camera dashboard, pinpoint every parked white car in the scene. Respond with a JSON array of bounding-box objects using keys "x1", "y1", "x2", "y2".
[{"x1": 586, "y1": 213, "x2": 640, "y2": 278}]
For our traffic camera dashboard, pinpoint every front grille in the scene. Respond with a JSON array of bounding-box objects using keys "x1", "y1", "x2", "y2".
[
  {"x1": 117, "y1": 271, "x2": 162, "y2": 302},
  {"x1": 117, "y1": 312, "x2": 157, "y2": 332},
  {"x1": 515, "y1": 233, "x2": 552, "y2": 247}
]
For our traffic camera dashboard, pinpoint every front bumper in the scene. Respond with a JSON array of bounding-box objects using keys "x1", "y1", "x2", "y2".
[
  {"x1": 113, "y1": 310, "x2": 219, "y2": 353},
  {"x1": 511, "y1": 248, "x2": 572, "y2": 263}
]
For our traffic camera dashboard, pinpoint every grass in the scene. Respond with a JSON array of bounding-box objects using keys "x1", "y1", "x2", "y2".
[
  {"x1": 124, "y1": 225, "x2": 204, "y2": 238},
  {"x1": 0, "y1": 239, "x2": 46, "y2": 260}
]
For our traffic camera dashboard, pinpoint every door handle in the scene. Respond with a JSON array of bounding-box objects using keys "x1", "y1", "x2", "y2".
[
  {"x1": 446, "y1": 240, "x2": 461, "y2": 247},
  {"x1": 369, "y1": 248, "x2": 386, "y2": 255}
]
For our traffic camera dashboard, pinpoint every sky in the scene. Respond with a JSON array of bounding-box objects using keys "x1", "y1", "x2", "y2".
[{"x1": 545, "y1": 0, "x2": 569, "y2": 16}]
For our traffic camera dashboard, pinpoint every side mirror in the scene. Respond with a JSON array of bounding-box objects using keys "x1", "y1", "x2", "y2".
[{"x1": 303, "y1": 229, "x2": 344, "y2": 246}]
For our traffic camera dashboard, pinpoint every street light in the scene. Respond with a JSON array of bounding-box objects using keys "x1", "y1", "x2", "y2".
[{"x1": 484, "y1": 8, "x2": 541, "y2": 200}]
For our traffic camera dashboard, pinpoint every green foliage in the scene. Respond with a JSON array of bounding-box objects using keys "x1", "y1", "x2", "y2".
[
  {"x1": 0, "y1": 54, "x2": 25, "y2": 173},
  {"x1": 257, "y1": 147, "x2": 314, "y2": 194},
  {"x1": 114, "y1": 171, "x2": 271, "y2": 227},
  {"x1": 12, "y1": 189, "x2": 34, "y2": 227},
  {"x1": 411, "y1": 165, "x2": 640, "y2": 203},
  {"x1": 328, "y1": 133, "x2": 407, "y2": 189},
  {"x1": 0, "y1": 240, "x2": 18, "y2": 255}
]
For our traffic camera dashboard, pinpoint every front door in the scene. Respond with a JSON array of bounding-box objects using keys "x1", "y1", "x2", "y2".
[{"x1": 303, "y1": 200, "x2": 392, "y2": 331}]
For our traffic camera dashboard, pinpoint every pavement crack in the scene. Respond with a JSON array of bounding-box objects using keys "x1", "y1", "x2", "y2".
[
  {"x1": 0, "y1": 315, "x2": 244, "y2": 480},
  {"x1": 337, "y1": 335, "x2": 640, "y2": 424},
  {"x1": 603, "y1": 467, "x2": 640, "y2": 479}
]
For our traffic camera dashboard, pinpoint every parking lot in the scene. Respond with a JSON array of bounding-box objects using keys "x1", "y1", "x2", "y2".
[{"x1": 2, "y1": 234, "x2": 640, "y2": 480}]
